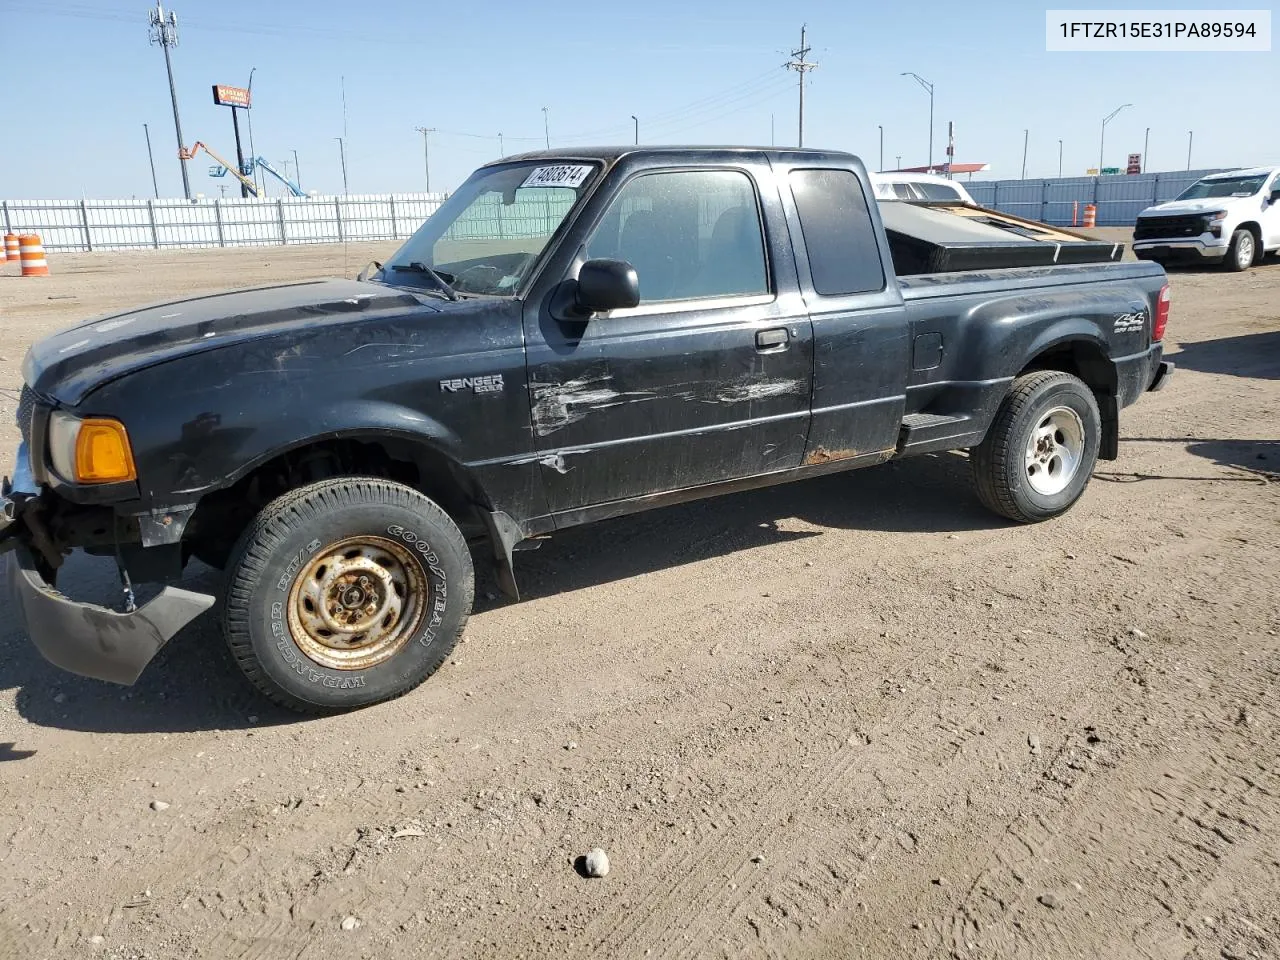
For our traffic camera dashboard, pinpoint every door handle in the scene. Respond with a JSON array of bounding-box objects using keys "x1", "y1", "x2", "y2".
[{"x1": 755, "y1": 328, "x2": 789, "y2": 352}]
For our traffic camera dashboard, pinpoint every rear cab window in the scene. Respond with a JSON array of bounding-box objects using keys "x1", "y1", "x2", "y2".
[{"x1": 788, "y1": 169, "x2": 886, "y2": 296}]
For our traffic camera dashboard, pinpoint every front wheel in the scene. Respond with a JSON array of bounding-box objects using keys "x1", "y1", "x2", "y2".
[
  {"x1": 970, "y1": 371, "x2": 1101, "y2": 523},
  {"x1": 222, "y1": 478, "x2": 474, "y2": 713},
  {"x1": 1224, "y1": 228, "x2": 1256, "y2": 272}
]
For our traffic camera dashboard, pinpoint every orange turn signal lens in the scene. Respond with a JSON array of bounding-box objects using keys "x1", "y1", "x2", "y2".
[{"x1": 74, "y1": 419, "x2": 137, "y2": 483}]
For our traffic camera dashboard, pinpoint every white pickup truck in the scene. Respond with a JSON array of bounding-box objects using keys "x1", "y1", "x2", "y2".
[{"x1": 1133, "y1": 167, "x2": 1280, "y2": 272}]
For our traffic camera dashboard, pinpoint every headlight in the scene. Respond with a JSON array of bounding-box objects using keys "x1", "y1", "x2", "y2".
[
  {"x1": 1206, "y1": 210, "x2": 1228, "y2": 222},
  {"x1": 48, "y1": 412, "x2": 137, "y2": 484}
]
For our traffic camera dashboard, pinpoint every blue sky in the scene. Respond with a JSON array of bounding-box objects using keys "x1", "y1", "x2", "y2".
[{"x1": 0, "y1": 0, "x2": 1275, "y2": 199}]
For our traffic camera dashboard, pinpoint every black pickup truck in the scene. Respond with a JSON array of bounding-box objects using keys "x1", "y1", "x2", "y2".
[{"x1": 1, "y1": 147, "x2": 1172, "y2": 713}]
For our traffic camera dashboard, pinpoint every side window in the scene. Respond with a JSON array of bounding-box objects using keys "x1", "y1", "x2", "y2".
[
  {"x1": 789, "y1": 169, "x2": 886, "y2": 296},
  {"x1": 891, "y1": 182, "x2": 916, "y2": 200},
  {"x1": 584, "y1": 169, "x2": 768, "y2": 303},
  {"x1": 915, "y1": 182, "x2": 963, "y2": 202}
]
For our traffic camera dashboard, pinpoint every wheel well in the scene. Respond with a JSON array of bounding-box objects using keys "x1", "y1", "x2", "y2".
[
  {"x1": 184, "y1": 436, "x2": 488, "y2": 569},
  {"x1": 1020, "y1": 339, "x2": 1120, "y2": 459},
  {"x1": 1237, "y1": 220, "x2": 1262, "y2": 242}
]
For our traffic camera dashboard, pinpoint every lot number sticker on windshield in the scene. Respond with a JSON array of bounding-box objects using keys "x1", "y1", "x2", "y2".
[{"x1": 521, "y1": 165, "x2": 593, "y2": 189}]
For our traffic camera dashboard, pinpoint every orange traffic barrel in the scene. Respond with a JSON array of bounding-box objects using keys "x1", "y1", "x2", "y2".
[
  {"x1": 2, "y1": 233, "x2": 19, "y2": 263},
  {"x1": 1082, "y1": 203, "x2": 1097, "y2": 228},
  {"x1": 19, "y1": 234, "x2": 49, "y2": 276}
]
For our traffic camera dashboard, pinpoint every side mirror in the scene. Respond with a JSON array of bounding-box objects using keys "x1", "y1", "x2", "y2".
[
  {"x1": 576, "y1": 259, "x2": 640, "y2": 314},
  {"x1": 1270, "y1": 188, "x2": 1280, "y2": 205}
]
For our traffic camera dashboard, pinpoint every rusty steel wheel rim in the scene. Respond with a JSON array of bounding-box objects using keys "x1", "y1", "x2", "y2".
[{"x1": 287, "y1": 535, "x2": 428, "y2": 671}]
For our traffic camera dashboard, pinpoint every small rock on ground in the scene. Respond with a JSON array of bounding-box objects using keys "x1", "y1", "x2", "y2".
[
  {"x1": 1028, "y1": 735, "x2": 1042, "y2": 756},
  {"x1": 340, "y1": 915, "x2": 361, "y2": 931},
  {"x1": 1038, "y1": 892, "x2": 1060, "y2": 909},
  {"x1": 584, "y1": 847, "x2": 610, "y2": 878},
  {"x1": 149, "y1": 800, "x2": 170, "y2": 811}
]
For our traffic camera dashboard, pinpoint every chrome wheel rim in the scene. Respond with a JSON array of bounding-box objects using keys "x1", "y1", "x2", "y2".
[
  {"x1": 1024, "y1": 406, "x2": 1085, "y2": 496},
  {"x1": 1237, "y1": 233, "x2": 1254, "y2": 268},
  {"x1": 287, "y1": 535, "x2": 428, "y2": 671}
]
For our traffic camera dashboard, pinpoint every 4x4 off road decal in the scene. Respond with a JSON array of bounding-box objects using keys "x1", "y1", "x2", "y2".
[{"x1": 1113, "y1": 310, "x2": 1145, "y2": 333}]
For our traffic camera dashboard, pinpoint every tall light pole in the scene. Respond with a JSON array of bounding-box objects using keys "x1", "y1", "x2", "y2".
[
  {"x1": 1186, "y1": 130, "x2": 1193, "y2": 170},
  {"x1": 895, "y1": 155, "x2": 902, "y2": 170},
  {"x1": 148, "y1": 2, "x2": 190, "y2": 199},
  {"x1": 1057, "y1": 138, "x2": 1063, "y2": 178},
  {"x1": 901, "y1": 72, "x2": 934, "y2": 171},
  {"x1": 335, "y1": 136, "x2": 348, "y2": 195},
  {"x1": 878, "y1": 124, "x2": 884, "y2": 172},
  {"x1": 631, "y1": 115, "x2": 638, "y2": 145},
  {"x1": 542, "y1": 107, "x2": 550, "y2": 149},
  {"x1": 1099, "y1": 103, "x2": 1132, "y2": 174},
  {"x1": 292, "y1": 149, "x2": 302, "y2": 192},
  {"x1": 246, "y1": 67, "x2": 260, "y2": 195},
  {"x1": 143, "y1": 123, "x2": 160, "y2": 199},
  {"x1": 414, "y1": 126, "x2": 435, "y2": 192},
  {"x1": 1143, "y1": 126, "x2": 1150, "y2": 172},
  {"x1": 1021, "y1": 128, "x2": 1029, "y2": 179}
]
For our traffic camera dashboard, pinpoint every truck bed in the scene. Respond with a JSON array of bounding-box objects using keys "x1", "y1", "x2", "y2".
[{"x1": 880, "y1": 200, "x2": 1123, "y2": 275}]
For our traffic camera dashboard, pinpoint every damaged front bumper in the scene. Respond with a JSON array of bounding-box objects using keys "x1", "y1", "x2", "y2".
[{"x1": 3, "y1": 447, "x2": 215, "y2": 686}]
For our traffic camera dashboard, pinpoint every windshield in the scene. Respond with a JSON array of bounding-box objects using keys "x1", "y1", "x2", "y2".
[
  {"x1": 1176, "y1": 174, "x2": 1267, "y2": 200},
  {"x1": 379, "y1": 161, "x2": 598, "y2": 295}
]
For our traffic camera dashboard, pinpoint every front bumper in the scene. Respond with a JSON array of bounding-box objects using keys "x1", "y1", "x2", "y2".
[
  {"x1": 5, "y1": 545, "x2": 215, "y2": 685},
  {"x1": 1132, "y1": 236, "x2": 1227, "y2": 262}
]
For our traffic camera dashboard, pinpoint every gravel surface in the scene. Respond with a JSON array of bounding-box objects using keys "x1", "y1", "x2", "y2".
[{"x1": 1, "y1": 238, "x2": 1278, "y2": 960}]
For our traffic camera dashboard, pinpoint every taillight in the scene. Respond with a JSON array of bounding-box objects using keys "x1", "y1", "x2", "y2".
[{"x1": 1153, "y1": 284, "x2": 1170, "y2": 342}]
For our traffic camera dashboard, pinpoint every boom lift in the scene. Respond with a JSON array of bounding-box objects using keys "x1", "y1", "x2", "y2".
[{"x1": 179, "y1": 141, "x2": 260, "y2": 197}]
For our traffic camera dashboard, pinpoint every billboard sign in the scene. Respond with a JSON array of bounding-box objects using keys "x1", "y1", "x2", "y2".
[
  {"x1": 1126, "y1": 152, "x2": 1142, "y2": 174},
  {"x1": 212, "y1": 84, "x2": 251, "y2": 108}
]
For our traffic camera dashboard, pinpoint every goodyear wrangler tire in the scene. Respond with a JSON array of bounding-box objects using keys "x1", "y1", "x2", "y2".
[{"x1": 222, "y1": 478, "x2": 473, "y2": 714}]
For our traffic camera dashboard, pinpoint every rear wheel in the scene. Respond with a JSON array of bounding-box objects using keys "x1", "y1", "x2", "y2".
[
  {"x1": 222, "y1": 477, "x2": 473, "y2": 713},
  {"x1": 1224, "y1": 228, "x2": 1256, "y2": 272},
  {"x1": 971, "y1": 371, "x2": 1101, "y2": 523}
]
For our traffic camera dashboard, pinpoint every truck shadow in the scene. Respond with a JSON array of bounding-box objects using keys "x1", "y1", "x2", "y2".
[
  {"x1": 4, "y1": 451, "x2": 1000, "y2": 735},
  {"x1": 1170, "y1": 330, "x2": 1280, "y2": 380}
]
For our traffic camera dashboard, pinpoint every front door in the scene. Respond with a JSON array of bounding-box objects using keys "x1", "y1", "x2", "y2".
[{"x1": 523, "y1": 165, "x2": 813, "y2": 515}]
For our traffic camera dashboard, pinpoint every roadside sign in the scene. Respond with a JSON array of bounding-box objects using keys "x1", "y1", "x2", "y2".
[
  {"x1": 1126, "y1": 153, "x2": 1142, "y2": 174},
  {"x1": 1100, "y1": 166, "x2": 1121, "y2": 175},
  {"x1": 212, "y1": 84, "x2": 251, "y2": 108}
]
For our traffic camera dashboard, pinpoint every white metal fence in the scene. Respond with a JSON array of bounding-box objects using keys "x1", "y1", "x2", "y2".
[{"x1": 0, "y1": 193, "x2": 449, "y2": 252}]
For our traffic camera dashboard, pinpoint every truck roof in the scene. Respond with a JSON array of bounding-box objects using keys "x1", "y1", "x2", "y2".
[
  {"x1": 1202, "y1": 166, "x2": 1279, "y2": 179},
  {"x1": 489, "y1": 146, "x2": 861, "y2": 166}
]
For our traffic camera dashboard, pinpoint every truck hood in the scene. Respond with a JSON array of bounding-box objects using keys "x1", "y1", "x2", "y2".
[
  {"x1": 22, "y1": 279, "x2": 435, "y2": 405},
  {"x1": 1138, "y1": 197, "x2": 1251, "y2": 217}
]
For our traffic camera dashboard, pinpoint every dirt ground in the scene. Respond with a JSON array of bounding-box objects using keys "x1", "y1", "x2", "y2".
[{"x1": 0, "y1": 237, "x2": 1278, "y2": 960}]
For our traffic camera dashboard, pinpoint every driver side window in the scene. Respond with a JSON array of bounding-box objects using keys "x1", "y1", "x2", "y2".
[{"x1": 584, "y1": 169, "x2": 769, "y2": 304}]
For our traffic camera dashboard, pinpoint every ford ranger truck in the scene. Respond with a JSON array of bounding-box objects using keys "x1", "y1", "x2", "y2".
[
  {"x1": 1, "y1": 147, "x2": 1173, "y2": 713},
  {"x1": 1133, "y1": 166, "x2": 1280, "y2": 272}
]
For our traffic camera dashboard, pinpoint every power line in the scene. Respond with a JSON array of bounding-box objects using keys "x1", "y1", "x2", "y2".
[{"x1": 784, "y1": 24, "x2": 817, "y2": 148}]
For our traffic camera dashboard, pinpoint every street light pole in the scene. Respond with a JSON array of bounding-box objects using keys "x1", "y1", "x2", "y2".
[
  {"x1": 335, "y1": 136, "x2": 348, "y2": 194},
  {"x1": 1186, "y1": 130, "x2": 1193, "y2": 170},
  {"x1": 878, "y1": 124, "x2": 884, "y2": 173},
  {"x1": 414, "y1": 126, "x2": 435, "y2": 192},
  {"x1": 143, "y1": 123, "x2": 160, "y2": 199},
  {"x1": 901, "y1": 72, "x2": 934, "y2": 171},
  {"x1": 498, "y1": 133, "x2": 504, "y2": 158},
  {"x1": 542, "y1": 107, "x2": 550, "y2": 149},
  {"x1": 292, "y1": 149, "x2": 302, "y2": 192},
  {"x1": 631, "y1": 115, "x2": 638, "y2": 145},
  {"x1": 1143, "y1": 126, "x2": 1150, "y2": 172},
  {"x1": 1099, "y1": 103, "x2": 1132, "y2": 174},
  {"x1": 246, "y1": 66, "x2": 260, "y2": 195},
  {"x1": 1021, "y1": 128, "x2": 1029, "y2": 179},
  {"x1": 1057, "y1": 139, "x2": 1063, "y2": 178}
]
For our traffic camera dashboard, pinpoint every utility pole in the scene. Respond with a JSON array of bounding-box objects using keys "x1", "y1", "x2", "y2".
[
  {"x1": 770, "y1": 114, "x2": 774, "y2": 146},
  {"x1": 946, "y1": 121, "x2": 955, "y2": 178},
  {"x1": 1058, "y1": 138, "x2": 1063, "y2": 178},
  {"x1": 784, "y1": 25, "x2": 817, "y2": 148},
  {"x1": 293, "y1": 149, "x2": 302, "y2": 192},
  {"x1": 148, "y1": 2, "x2": 190, "y2": 199},
  {"x1": 1021, "y1": 128, "x2": 1029, "y2": 179},
  {"x1": 1099, "y1": 103, "x2": 1132, "y2": 173},
  {"x1": 1143, "y1": 127, "x2": 1150, "y2": 172},
  {"x1": 878, "y1": 124, "x2": 884, "y2": 172},
  {"x1": 498, "y1": 132, "x2": 504, "y2": 158},
  {"x1": 901, "y1": 72, "x2": 934, "y2": 171},
  {"x1": 246, "y1": 67, "x2": 261, "y2": 195},
  {"x1": 143, "y1": 123, "x2": 160, "y2": 199},
  {"x1": 631, "y1": 115, "x2": 638, "y2": 145},
  {"x1": 1186, "y1": 130, "x2": 1193, "y2": 170},
  {"x1": 414, "y1": 127, "x2": 436, "y2": 192},
  {"x1": 542, "y1": 107, "x2": 550, "y2": 149},
  {"x1": 335, "y1": 136, "x2": 348, "y2": 194}
]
